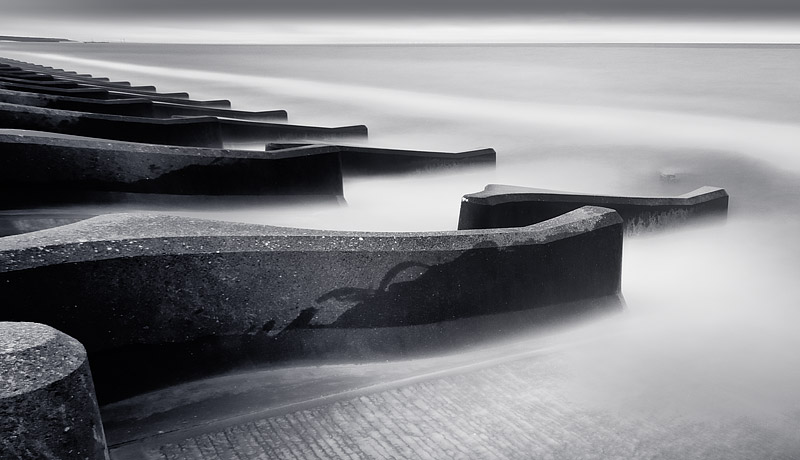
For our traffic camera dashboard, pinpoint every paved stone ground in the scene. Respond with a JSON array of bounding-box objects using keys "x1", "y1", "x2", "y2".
[{"x1": 109, "y1": 327, "x2": 800, "y2": 460}]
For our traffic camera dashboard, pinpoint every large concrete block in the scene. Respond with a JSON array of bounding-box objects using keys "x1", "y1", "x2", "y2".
[
  {"x1": 0, "y1": 75, "x2": 78, "y2": 88},
  {"x1": 0, "y1": 88, "x2": 287, "y2": 121},
  {"x1": 0, "y1": 208, "x2": 623, "y2": 400},
  {"x1": 0, "y1": 81, "x2": 110, "y2": 99},
  {"x1": 0, "y1": 102, "x2": 224, "y2": 147},
  {"x1": 221, "y1": 119, "x2": 367, "y2": 143},
  {"x1": 0, "y1": 131, "x2": 344, "y2": 207},
  {"x1": 459, "y1": 184, "x2": 729, "y2": 234},
  {"x1": 0, "y1": 103, "x2": 362, "y2": 147},
  {"x1": 267, "y1": 143, "x2": 496, "y2": 175},
  {"x1": 0, "y1": 88, "x2": 154, "y2": 117},
  {"x1": 0, "y1": 322, "x2": 108, "y2": 460}
]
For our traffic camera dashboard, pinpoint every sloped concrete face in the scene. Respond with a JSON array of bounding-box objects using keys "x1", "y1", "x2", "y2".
[
  {"x1": 0, "y1": 131, "x2": 344, "y2": 208},
  {"x1": 0, "y1": 208, "x2": 623, "y2": 400},
  {"x1": 0, "y1": 102, "x2": 224, "y2": 147},
  {"x1": 0, "y1": 87, "x2": 156, "y2": 117},
  {"x1": 267, "y1": 143, "x2": 496, "y2": 175},
  {"x1": 458, "y1": 184, "x2": 729, "y2": 234},
  {"x1": 0, "y1": 322, "x2": 108, "y2": 460}
]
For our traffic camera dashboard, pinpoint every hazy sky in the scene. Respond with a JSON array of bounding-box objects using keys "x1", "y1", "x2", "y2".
[
  {"x1": 5, "y1": 0, "x2": 800, "y2": 18},
  {"x1": 2, "y1": 0, "x2": 800, "y2": 43}
]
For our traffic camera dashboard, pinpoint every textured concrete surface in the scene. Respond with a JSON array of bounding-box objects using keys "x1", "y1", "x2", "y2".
[
  {"x1": 267, "y1": 143, "x2": 496, "y2": 175},
  {"x1": 0, "y1": 208, "x2": 622, "y2": 400},
  {"x1": 0, "y1": 130, "x2": 344, "y2": 207},
  {"x1": 0, "y1": 321, "x2": 108, "y2": 460},
  {"x1": 105, "y1": 316, "x2": 800, "y2": 460},
  {"x1": 459, "y1": 184, "x2": 729, "y2": 234}
]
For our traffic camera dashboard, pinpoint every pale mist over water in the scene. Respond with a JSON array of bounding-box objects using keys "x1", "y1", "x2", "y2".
[{"x1": 3, "y1": 42, "x2": 800, "y2": 448}]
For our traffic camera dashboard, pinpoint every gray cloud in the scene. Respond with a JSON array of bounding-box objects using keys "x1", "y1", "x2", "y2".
[{"x1": 7, "y1": 0, "x2": 800, "y2": 18}]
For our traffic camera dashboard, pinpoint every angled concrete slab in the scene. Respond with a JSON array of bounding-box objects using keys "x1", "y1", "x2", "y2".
[
  {"x1": 0, "y1": 88, "x2": 287, "y2": 120},
  {"x1": 0, "y1": 207, "x2": 623, "y2": 401},
  {"x1": 0, "y1": 103, "x2": 363, "y2": 146},
  {"x1": 0, "y1": 130, "x2": 343, "y2": 208},
  {"x1": 267, "y1": 142, "x2": 496, "y2": 174},
  {"x1": 459, "y1": 184, "x2": 729, "y2": 233},
  {"x1": 0, "y1": 102, "x2": 224, "y2": 147},
  {"x1": 0, "y1": 80, "x2": 110, "y2": 99}
]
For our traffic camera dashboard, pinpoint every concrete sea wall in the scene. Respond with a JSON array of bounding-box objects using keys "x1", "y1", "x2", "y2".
[
  {"x1": 0, "y1": 208, "x2": 623, "y2": 400},
  {"x1": 458, "y1": 184, "x2": 729, "y2": 234}
]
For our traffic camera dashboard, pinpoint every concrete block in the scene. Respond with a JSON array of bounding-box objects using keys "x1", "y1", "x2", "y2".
[
  {"x1": 0, "y1": 102, "x2": 224, "y2": 147},
  {"x1": 268, "y1": 142, "x2": 496, "y2": 175},
  {"x1": 0, "y1": 208, "x2": 623, "y2": 400},
  {"x1": 0, "y1": 322, "x2": 108, "y2": 460},
  {"x1": 0, "y1": 81, "x2": 110, "y2": 99},
  {"x1": 0, "y1": 131, "x2": 343, "y2": 207},
  {"x1": 221, "y1": 119, "x2": 367, "y2": 143},
  {"x1": 0, "y1": 88, "x2": 286, "y2": 120},
  {"x1": 458, "y1": 184, "x2": 729, "y2": 233},
  {"x1": 0, "y1": 88, "x2": 153, "y2": 116}
]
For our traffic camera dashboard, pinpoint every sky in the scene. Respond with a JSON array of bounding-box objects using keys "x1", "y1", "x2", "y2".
[{"x1": 2, "y1": 0, "x2": 800, "y2": 43}]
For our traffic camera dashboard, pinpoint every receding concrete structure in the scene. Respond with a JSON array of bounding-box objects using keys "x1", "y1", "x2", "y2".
[
  {"x1": 0, "y1": 88, "x2": 288, "y2": 120},
  {"x1": 0, "y1": 102, "x2": 225, "y2": 147},
  {"x1": 0, "y1": 80, "x2": 110, "y2": 99},
  {"x1": 0, "y1": 103, "x2": 365, "y2": 147},
  {"x1": 0, "y1": 75, "x2": 78, "y2": 87},
  {"x1": 221, "y1": 119, "x2": 367, "y2": 143},
  {"x1": 0, "y1": 130, "x2": 344, "y2": 207},
  {"x1": 0, "y1": 78, "x2": 232, "y2": 107},
  {"x1": 267, "y1": 142, "x2": 496, "y2": 174},
  {"x1": 0, "y1": 322, "x2": 108, "y2": 460},
  {"x1": 0, "y1": 208, "x2": 623, "y2": 401},
  {"x1": 458, "y1": 184, "x2": 729, "y2": 233}
]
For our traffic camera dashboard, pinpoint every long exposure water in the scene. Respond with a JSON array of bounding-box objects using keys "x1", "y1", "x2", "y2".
[{"x1": 2, "y1": 42, "x2": 800, "y2": 453}]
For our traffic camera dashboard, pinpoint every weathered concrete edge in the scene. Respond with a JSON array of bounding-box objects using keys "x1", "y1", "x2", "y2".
[
  {"x1": 0, "y1": 131, "x2": 340, "y2": 160},
  {"x1": 464, "y1": 184, "x2": 728, "y2": 207},
  {"x1": 0, "y1": 207, "x2": 621, "y2": 273},
  {"x1": 267, "y1": 142, "x2": 497, "y2": 159}
]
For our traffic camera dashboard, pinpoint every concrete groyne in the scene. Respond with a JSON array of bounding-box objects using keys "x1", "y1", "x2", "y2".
[
  {"x1": 0, "y1": 130, "x2": 344, "y2": 207},
  {"x1": 0, "y1": 88, "x2": 288, "y2": 120},
  {"x1": 267, "y1": 143, "x2": 497, "y2": 175},
  {"x1": 0, "y1": 102, "x2": 225, "y2": 147},
  {"x1": 458, "y1": 184, "x2": 729, "y2": 233},
  {"x1": 0, "y1": 208, "x2": 623, "y2": 400},
  {"x1": 0, "y1": 102, "x2": 365, "y2": 146}
]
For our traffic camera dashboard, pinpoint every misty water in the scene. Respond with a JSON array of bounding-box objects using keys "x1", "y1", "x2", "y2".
[{"x1": 3, "y1": 42, "x2": 800, "y2": 453}]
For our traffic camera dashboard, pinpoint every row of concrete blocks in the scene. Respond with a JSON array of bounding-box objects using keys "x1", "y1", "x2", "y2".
[
  {"x1": 0, "y1": 57, "x2": 729, "y2": 457},
  {"x1": 3, "y1": 184, "x2": 728, "y2": 376},
  {"x1": 0, "y1": 58, "x2": 497, "y2": 211},
  {"x1": 0, "y1": 181, "x2": 728, "y2": 457},
  {"x1": 0, "y1": 204, "x2": 623, "y2": 459}
]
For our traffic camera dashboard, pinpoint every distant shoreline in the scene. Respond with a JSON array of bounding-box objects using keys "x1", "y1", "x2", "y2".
[{"x1": 0, "y1": 35, "x2": 74, "y2": 43}]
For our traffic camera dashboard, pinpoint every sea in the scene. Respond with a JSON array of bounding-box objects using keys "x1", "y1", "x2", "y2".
[{"x1": 2, "y1": 42, "x2": 800, "y2": 450}]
